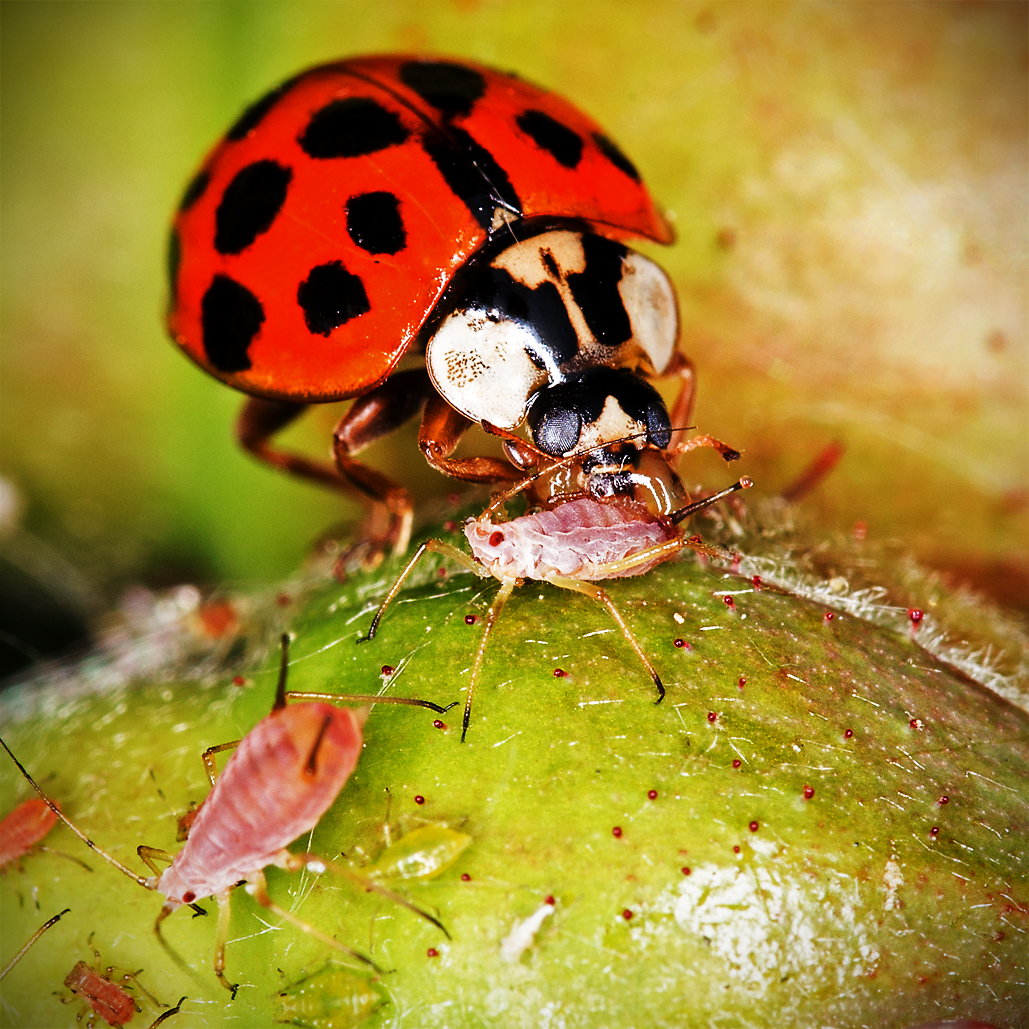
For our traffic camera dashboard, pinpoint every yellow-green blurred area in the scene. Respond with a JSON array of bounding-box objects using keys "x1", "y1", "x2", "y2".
[{"x1": 1, "y1": 1, "x2": 1026, "y2": 677}]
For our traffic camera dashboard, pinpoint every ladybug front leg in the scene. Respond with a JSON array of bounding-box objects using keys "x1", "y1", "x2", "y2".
[
  {"x1": 418, "y1": 393, "x2": 523, "y2": 485},
  {"x1": 664, "y1": 350, "x2": 697, "y2": 452}
]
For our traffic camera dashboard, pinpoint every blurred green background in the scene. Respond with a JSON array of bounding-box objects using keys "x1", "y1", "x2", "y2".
[{"x1": 1, "y1": 1, "x2": 1026, "y2": 676}]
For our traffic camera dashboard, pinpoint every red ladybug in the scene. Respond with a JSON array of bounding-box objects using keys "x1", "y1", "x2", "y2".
[{"x1": 168, "y1": 56, "x2": 731, "y2": 552}]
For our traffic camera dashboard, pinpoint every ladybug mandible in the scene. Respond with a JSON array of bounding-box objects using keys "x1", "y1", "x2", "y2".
[{"x1": 168, "y1": 56, "x2": 734, "y2": 553}]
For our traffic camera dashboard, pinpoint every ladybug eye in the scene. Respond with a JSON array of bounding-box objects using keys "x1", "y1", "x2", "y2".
[
  {"x1": 532, "y1": 406, "x2": 582, "y2": 457},
  {"x1": 645, "y1": 401, "x2": 671, "y2": 449}
]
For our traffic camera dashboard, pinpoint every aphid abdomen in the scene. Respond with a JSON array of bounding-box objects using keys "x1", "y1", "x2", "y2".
[
  {"x1": 0, "y1": 798, "x2": 59, "y2": 867},
  {"x1": 157, "y1": 704, "x2": 365, "y2": 906},
  {"x1": 64, "y1": 960, "x2": 137, "y2": 1026},
  {"x1": 467, "y1": 498, "x2": 673, "y2": 581}
]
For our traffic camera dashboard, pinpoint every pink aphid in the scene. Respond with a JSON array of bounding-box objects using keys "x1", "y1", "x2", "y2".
[
  {"x1": 61, "y1": 933, "x2": 185, "y2": 1029},
  {"x1": 1, "y1": 798, "x2": 58, "y2": 870},
  {"x1": 0, "y1": 797, "x2": 88, "y2": 874},
  {"x1": 0, "y1": 636, "x2": 452, "y2": 997},
  {"x1": 362, "y1": 430, "x2": 751, "y2": 738}
]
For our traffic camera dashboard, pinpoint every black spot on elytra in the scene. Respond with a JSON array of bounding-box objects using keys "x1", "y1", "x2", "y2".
[
  {"x1": 567, "y1": 234, "x2": 631, "y2": 348},
  {"x1": 526, "y1": 368, "x2": 670, "y2": 457},
  {"x1": 462, "y1": 265, "x2": 578, "y2": 373},
  {"x1": 214, "y1": 160, "x2": 292, "y2": 255},
  {"x1": 299, "y1": 98, "x2": 409, "y2": 159},
  {"x1": 399, "y1": 61, "x2": 486, "y2": 118},
  {"x1": 297, "y1": 261, "x2": 370, "y2": 336},
  {"x1": 593, "y1": 132, "x2": 640, "y2": 182},
  {"x1": 346, "y1": 192, "x2": 406, "y2": 255},
  {"x1": 167, "y1": 229, "x2": 181, "y2": 307},
  {"x1": 178, "y1": 169, "x2": 210, "y2": 213},
  {"x1": 422, "y1": 125, "x2": 521, "y2": 230},
  {"x1": 516, "y1": 110, "x2": 583, "y2": 169},
  {"x1": 201, "y1": 275, "x2": 264, "y2": 372}
]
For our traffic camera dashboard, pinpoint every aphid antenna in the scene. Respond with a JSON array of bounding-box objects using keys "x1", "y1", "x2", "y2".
[
  {"x1": 0, "y1": 737, "x2": 149, "y2": 889},
  {"x1": 0, "y1": 908, "x2": 70, "y2": 980},
  {"x1": 669, "y1": 477, "x2": 753, "y2": 526}
]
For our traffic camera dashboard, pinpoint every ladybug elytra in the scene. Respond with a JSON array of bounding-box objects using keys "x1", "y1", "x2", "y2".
[{"x1": 168, "y1": 55, "x2": 737, "y2": 552}]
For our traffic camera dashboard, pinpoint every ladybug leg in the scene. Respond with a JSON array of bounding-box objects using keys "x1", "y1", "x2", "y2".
[
  {"x1": 662, "y1": 353, "x2": 740, "y2": 463},
  {"x1": 418, "y1": 394, "x2": 523, "y2": 485},
  {"x1": 237, "y1": 397, "x2": 354, "y2": 492},
  {"x1": 664, "y1": 351, "x2": 697, "y2": 451},
  {"x1": 333, "y1": 370, "x2": 439, "y2": 555}
]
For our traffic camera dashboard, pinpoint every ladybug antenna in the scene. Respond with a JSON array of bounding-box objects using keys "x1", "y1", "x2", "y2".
[{"x1": 670, "y1": 477, "x2": 753, "y2": 525}]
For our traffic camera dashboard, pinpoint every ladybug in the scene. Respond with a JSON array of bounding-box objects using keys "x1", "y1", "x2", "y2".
[{"x1": 168, "y1": 55, "x2": 736, "y2": 552}]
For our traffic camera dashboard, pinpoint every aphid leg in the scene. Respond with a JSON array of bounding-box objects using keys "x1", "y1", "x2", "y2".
[
  {"x1": 0, "y1": 907, "x2": 69, "y2": 980},
  {"x1": 201, "y1": 741, "x2": 240, "y2": 788},
  {"x1": 118, "y1": 969, "x2": 163, "y2": 1010},
  {"x1": 462, "y1": 577, "x2": 517, "y2": 741},
  {"x1": 35, "y1": 846, "x2": 92, "y2": 872},
  {"x1": 146, "y1": 996, "x2": 187, "y2": 1029},
  {"x1": 209, "y1": 889, "x2": 239, "y2": 997},
  {"x1": 136, "y1": 846, "x2": 174, "y2": 877},
  {"x1": 359, "y1": 538, "x2": 488, "y2": 643},
  {"x1": 546, "y1": 577, "x2": 665, "y2": 703},
  {"x1": 243, "y1": 867, "x2": 383, "y2": 973},
  {"x1": 280, "y1": 851, "x2": 451, "y2": 939}
]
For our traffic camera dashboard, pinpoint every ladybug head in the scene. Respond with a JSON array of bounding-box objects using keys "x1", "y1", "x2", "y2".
[{"x1": 526, "y1": 368, "x2": 671, "y2": 459}]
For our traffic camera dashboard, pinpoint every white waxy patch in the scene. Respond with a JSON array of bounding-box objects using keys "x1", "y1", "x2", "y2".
[
  {"x1": 883, "y1": 856, "x2": 904, "y2": 911},
  {"x1": 619, "y1": 251, "x2": 677, "y2": 375},
  {"x1": 499, "y1": 902, "x2": 555, "y2": 962},
  {"x1": 427, "y1": 311, "x2": 548, "y2": 428}
]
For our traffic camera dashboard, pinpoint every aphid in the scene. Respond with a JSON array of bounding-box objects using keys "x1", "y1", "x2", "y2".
[
  {"x1": 60, "y1": 933, "x2": 186, "y2": 1029},
  {"x1": 0, "y1": 907, "x2": 69, "y2": 981},
  {"x1": 362, "y1": 437, "x2": 751, "y2": 738},
  {"x1": 356, "y1": 824, "x2": 472, "y2": 883},
  {"x1": 272, "y1": 963, "x2": 386, "y2": 1029},
  {"x1": 1, "y1": 796, "x2": 91, "y2": 874},
  {"x1": 0, "y1": 636, "x2": 454, "y2": 997}
]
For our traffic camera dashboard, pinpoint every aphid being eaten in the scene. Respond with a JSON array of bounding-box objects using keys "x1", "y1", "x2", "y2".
[
  {"x1": 1, "y1": 797, "x2": 91, "y2": 874},
  {"x1": 0, "y1": 636, "x2": 455, "y2": 998},
  {"x1": 59, "y1": 932, "x2": 185, "y2": 1029},
  {"x1": 363, "y1": 431, "x2": 751, "y2": 738},
  {"x1": 0, "y1": 907, "x2": 69, "y2": 981},
  {"x1": 272, "y1": 963, "x2": 387, "y2": 1029}
]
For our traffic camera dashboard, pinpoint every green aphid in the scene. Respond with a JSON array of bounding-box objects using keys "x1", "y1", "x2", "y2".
[
  {"x1": 273, "y1": 965, "x2": 386, "y2": 1029},
  {"x1": 358, "y1": 823, "x2": 472, "y2": 882}
]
